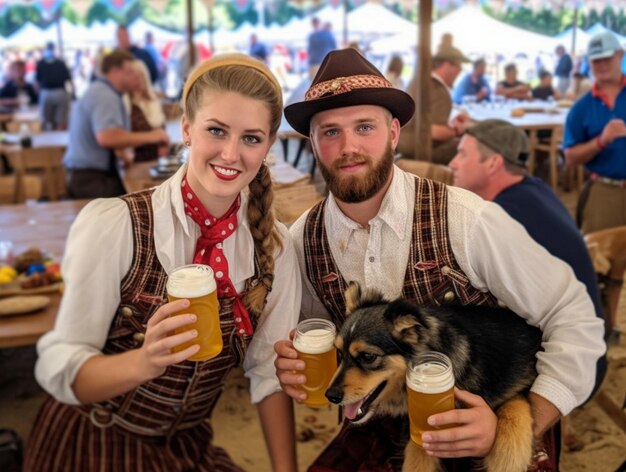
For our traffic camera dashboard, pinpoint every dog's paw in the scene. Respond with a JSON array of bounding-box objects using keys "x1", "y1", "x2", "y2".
[
  {"x1": 483, "y1": 396, "x2": 534, "y2": 472},
  {"x1": 402, "y1": 440, "x2": 441, "y2": 472}
]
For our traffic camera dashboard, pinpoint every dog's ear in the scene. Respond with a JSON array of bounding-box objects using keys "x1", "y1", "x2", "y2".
[
  {"x1": 344, "y1": 282, "x2": 385, "y2": 315},
  {"x1": 385, "y1": 300, "x2": 422, "y2": 345}
]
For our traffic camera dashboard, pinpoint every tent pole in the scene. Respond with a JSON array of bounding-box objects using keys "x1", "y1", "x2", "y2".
[
  {"x1": 415, "y1": 0, "x2": 433, "y2": 162},
  {"x1": 343, "y1": 0, "x2": 348, "y2": 47},
  {"x1": 55, "y1": 7, "x2": 64, "y2": 57},
  {"x1": 186, "y1": 0, "x2": 196, "y2": 68},
  {"x1": 571, "y1": 7, "x2": 578, "y2": 58}
]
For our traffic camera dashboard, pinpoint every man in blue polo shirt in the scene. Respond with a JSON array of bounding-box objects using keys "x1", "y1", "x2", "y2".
[
  {"x1": 452, "y1": 58, "x2": 490, "y2": 104},
  {"x1": 563, "y1": 31, "x2": 626, "y2": 233},
  {"x1": 63, "y1": 49, "x2": 169, "y2": 199}
]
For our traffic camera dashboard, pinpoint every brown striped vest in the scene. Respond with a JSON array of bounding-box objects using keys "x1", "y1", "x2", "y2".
[
  {"x1": 81, "y1": 190, "x2": 261, "y2": 438},
  {"x1": 303, "y1": 177, "x2": 498, "y2": 326}
]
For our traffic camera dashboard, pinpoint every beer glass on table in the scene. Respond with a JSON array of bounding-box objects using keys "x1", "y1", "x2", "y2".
[
  {"x1": 166, "y1": 264, "x2": 221, "y2": 361},
  {"x1": 406, "y1": 351, "x2": 455, "y2": 446},
  {"x1": 293, "y1": 318, "x2": 337, "y2": 407}
]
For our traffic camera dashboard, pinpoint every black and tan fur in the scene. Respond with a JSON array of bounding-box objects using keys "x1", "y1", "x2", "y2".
[{"x1": 325, "y1": 283, "x2": 543, "y2": 472}]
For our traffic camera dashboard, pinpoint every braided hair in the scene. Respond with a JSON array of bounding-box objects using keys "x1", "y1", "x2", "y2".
[{"x1": 183, "y1": 55, "x2": 283, "y2": 316}]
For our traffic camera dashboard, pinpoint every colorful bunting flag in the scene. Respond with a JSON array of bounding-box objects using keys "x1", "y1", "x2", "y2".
[
  {"x1": 72, "y1": 0, "x2": 93, "y2": 18},
  {"x1": 98, "y1": 0, "x2": 129, "y2": 15},
  {"x1": 38, "y1": 0, "x2": 63, "y2": 14},
  {"x1": 233, "y1": 0, "x2": 250, "y2": 13}
]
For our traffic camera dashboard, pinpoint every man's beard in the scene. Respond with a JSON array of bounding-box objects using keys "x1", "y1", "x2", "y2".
[{"x1": 317, "y1": 142, "x2": 394, "y2": 203}]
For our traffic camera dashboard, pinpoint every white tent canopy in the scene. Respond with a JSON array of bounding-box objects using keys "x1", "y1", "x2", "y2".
[
  {"x1": 555, "y1": 26, "x2": 592, "y2": 53},
  {"x1": 5, "y1": 22, "x2": 54, "y2": 47},
  {"x1": 347, "y1": 3, "x2": 416, "y2": 38},
  {"x1": 370, "y1": 6, "x2": 553, "y2": 57},
  {"x1": 44, "y1": 18, "x2": 90, "y2": 47},
  {"x1": 129, "y1": 18, "x2": 184, "y2": 44},
  {"x1": 432, "y1": 6, "x2": 553, "y2": 56},
  {"x1": 263, "y1": 3, "x2": 417, "y2": 46}
]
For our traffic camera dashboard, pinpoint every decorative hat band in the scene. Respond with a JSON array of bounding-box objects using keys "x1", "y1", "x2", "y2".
[{"x1": 305, "y1": 74, "x2": 393, "y2": 101}]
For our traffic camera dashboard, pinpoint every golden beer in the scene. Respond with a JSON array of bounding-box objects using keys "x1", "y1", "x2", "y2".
[
  {"x1": 166, "y1": 264, "x2": 221, "y2": 362},
  {"x1": 406, "y1": 352, "x2": 455, "y2": 446},
  {"x1": 293, "y1": 319, "x2": 337, "y2": 407}
]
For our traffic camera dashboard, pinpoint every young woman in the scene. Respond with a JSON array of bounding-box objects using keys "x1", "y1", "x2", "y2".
[
  {"x1": 24, "y1": 53, "x2": 301, "y2": 472},
  {"x1": 126, "y1": 59, "x2": 167, "y2": 162}
]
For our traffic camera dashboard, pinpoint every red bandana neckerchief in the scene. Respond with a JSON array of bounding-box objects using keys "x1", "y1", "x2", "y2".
[{"x1": 181, "y1": 176, "x2": 253, "y2": 336}]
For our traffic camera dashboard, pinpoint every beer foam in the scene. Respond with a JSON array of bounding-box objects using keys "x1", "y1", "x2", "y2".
[
  {"x1": 294, "y1": 328, "x2": 336, "y2": 354},
  {"x1": 167, "y1": 264, "x2": 216, "y2": 298},
  {"x1": 406, "y1": 361, "x2": 454, "y2": 394}
]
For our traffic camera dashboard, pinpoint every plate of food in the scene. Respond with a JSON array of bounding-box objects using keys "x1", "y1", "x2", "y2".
[
  {"x1": 0, "y1": 295, "x2": 51, "y2": 317},
  {"x1": 0, "y1": 248, "x2": 63, "y2": 297}
]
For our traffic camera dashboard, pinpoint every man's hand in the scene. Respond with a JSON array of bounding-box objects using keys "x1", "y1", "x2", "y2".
[
  {"x1": 151, "y1": 128, "x2": 170, "y2": 146},
  {"x1": 420, "y1": 388, "x2": 497, "y2": 459},
  {"x1": 274, "y1": 330, "x2": 307, "y2": 402},
  {"x1": 449, "y1": 112, "x2": 471, "y2": 137},
  {"x1": 600, "y1": 118, "x2": 626, "y2": 147},
  {"x1": 528, "y1": 392, "x2": 561, "y2": 438}
]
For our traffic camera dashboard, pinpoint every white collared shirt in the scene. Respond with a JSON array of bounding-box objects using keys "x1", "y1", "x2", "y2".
[
  {"x1": 290, "y1": 166, "x2": 605, "y2": 415},
  {"x1": 36, "y1": 164, "x2": 302, "y2": 405}
]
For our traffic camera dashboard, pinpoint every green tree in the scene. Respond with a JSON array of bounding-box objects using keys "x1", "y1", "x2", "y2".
[
  {"x1": 587, "y1": 9, "x2": 601, "y2": 29},
  {"x1": 0, "y1": 4, "x2": 42, "y2": 37}
]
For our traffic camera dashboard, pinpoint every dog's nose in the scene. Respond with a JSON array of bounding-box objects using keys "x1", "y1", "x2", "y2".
[{"x1": 325, "y1": 388, "x2": 343, "y2": 404}]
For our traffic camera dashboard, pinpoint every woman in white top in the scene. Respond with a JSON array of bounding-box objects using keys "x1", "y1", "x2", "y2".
[
  {"x1": 126, "y1": 59, "x2": 167, "y2": 162},
  {"x1": 24, "y1": 54, "x2": 301, "y2": 472}
]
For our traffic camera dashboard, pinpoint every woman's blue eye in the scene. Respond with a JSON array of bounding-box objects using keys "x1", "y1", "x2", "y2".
[
  {"x1": 244, "y1": 135, "x2": 261, "y2": 144},
  {"x1": 209, "y1": 128, "x2": 225, "y2": 136}
]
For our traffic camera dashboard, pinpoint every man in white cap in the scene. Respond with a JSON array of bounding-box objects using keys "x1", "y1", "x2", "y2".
[{"x1": 563, "y1": 31, "x2": 626, "y2": 233}]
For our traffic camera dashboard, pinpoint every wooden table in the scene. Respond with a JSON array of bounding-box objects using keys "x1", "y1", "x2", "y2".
[
  {"x1": 0, "y1": 200, "x2": 88, "y2": 348},
  {"x1": 0, "y1": 106, "x2": 40, "y2": 128},
  {"x1": 466, "y1": 102, "x2": 568, "y2": 131},
  {"x1": 0, "y1": 130, "x2": 68, "y2": 154},
  {"x1": 465, "y1": 102, "x2": 571, "y2": 190}
]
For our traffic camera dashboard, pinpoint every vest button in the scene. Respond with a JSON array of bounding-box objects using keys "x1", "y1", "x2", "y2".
[
  {"x1": 441, "y1": 265, "x2": 451, "y2": 275},
  {"x1": 443, "y1": 291, "x2": 455, "y2": 303},
  {"x1": 121, "y1": 306, "x2": 133, "y2": 318},
  {"x1": 133, "y1": 332, "x2": 145, "y2": 343}
]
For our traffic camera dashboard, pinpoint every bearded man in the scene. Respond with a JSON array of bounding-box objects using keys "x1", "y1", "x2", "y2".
[{"x1": 274, "y1": 48, "x2": 604, "y2": 471}]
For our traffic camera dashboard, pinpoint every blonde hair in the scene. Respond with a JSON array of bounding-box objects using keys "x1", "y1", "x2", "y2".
[
  {"x1": 129, "y1": 60, "x2": 165, "y2": 129},
  {"x1": 182, "y1": 53, "x2": 283, "y2": 317}
]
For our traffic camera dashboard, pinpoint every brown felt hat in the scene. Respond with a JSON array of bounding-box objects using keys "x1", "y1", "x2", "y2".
[
  {"x1": 284, "y1": 48, "x2": 415, "y2": 136},
  {"x1": 433, "y1": 45, "x2": 471, "y2": 66}
]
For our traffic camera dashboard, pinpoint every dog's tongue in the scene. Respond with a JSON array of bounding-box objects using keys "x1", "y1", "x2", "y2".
[{"x1": 343, "y1": 399, "x2": 365, "y2": 420}]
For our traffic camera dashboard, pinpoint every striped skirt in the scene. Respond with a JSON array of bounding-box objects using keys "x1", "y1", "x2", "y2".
[{"x1": 23, "y1": 396, "x2": 245, "y2": 472}]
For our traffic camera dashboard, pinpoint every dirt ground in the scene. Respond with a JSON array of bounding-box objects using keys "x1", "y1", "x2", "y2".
[
  {"x1": 1, "y1": 337, "x2": 624, "y2": 471},
  {"x1": 211, "y1": 344, "x2": 626, "y2": 472}
]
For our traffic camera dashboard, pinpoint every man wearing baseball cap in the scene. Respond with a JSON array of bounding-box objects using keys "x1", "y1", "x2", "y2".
[
  {"x1": 563, "y1": 31, "x2": 626, "y2": 233},
  {"x1": 274, "y1": 48, "x2": 604, "y2": 471},
  {"x1": 449, "y1": 119, "x2": 605, "y2": 366}
]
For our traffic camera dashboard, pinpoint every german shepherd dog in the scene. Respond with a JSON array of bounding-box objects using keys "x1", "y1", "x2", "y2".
[{"x1": 325, "y1": 283, "x2": 543, "y2": 472}]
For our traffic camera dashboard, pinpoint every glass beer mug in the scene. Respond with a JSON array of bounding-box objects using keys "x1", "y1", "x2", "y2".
[
  {"x1": 406, "y1": 351, "x2": 455, "y2": 446},
  {"x1": 166, "y1": 264, "x2": 221, "y2": 361},
  {"x1": 293, "y1": 318, "x2": 337, "y2": 407}
]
